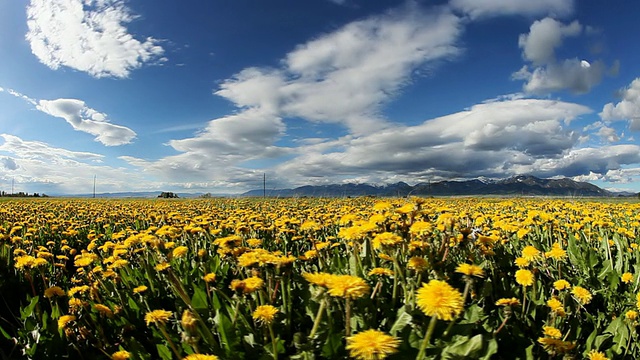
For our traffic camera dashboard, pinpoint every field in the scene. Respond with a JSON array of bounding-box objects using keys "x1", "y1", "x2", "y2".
[{"x1": 1, "y1": 197, "x2": 639, "y2": 360}]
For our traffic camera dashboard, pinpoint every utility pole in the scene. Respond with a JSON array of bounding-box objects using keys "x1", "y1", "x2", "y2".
[
  {"x1": 93, "y1": 175, "x2": 96, "y2": 198},
  {"x1": 11, "y1": 177, "x2": 14, "y2": 195},
  {"x1": 263, "y1": 173, "x2": 266, "y2": 198}
]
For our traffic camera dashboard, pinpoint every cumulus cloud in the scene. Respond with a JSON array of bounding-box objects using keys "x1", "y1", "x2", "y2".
[
  {"x1": 216, "y1": 4, "x2": 463, "y2": 134},
  {"x1": 1, "y1": 157, "x2": 19, "y2": 171},
  {"x1": 270, "y1": 98, "x2": 592, "y2": 185},
  {"x1": 37, "y1": 99, "x2": 136, "y2": 146},
  {"x1": 26, "y1": 0, "x2": 164, "y2": 78},
  {"x1": 450, "y1": 0, "x2": 574, "y2": 19},
  {"x1": 513, "y1": 17, "x2": 606, "y2": 94},
  {"x1": 0, "y1": 134, "x2": 161, "y2": 194},
  {"x1": 600, "y1": 78, "x2": 640, "y2": 130},
  {"x1": 518, "y1": 18, "x2": 581, "y2": 65}
]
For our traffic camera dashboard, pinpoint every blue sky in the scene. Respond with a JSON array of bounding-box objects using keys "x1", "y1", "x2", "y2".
[{"x1": 1, "y1": 0, "x2": 640, "y2": 195}]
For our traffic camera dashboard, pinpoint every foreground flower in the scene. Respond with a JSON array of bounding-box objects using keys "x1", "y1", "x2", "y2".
[
  {"x1": 416, "y1": 280, "x2": 464, "y2": 321},
  {"x1": 622, "y1": 272, "x2": 634, "y2": 284},
  {"x1": 587, "y1": 350, "x2": 609, "y2": 360},
  {"x1": 346, "y1": 329, "x2": 400, "y2": 360},
  {"x1": 145, "y1": 309, "x2": 173, "y2": 326},
  {"x1": 626, "y1": 310, "x2": 638, "y2": 321},
  {"x1": 553, "y1": 279, "x2": 571, "y2": 291},
  {"x1": 172, "y1": 246, "x2": 188, "y2": 258},
  {"x1": 133, "y1": 285, "x2": 148, "y2": 294},
  {"x1": 547, "y1": 297, "x2": 566, "y2": 316},
  {"x1": 111, "y1": 350, "x2": 131, "y2": 360},
  {"x1": 253, "y1": 305, "x2": 279, "y2": 326},
  {"x1": 515, "y1": 269, "x2": 534, "y2": 287},
  {"x1": 455, "y1": 263, "x2": 484, "y2": 278},
  {"x1": 571, "y1": 286, "x2": 592, "y2": 305}
]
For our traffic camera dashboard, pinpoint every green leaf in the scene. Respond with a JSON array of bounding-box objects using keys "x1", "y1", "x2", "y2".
[
  {"x1": 127, "y1": 297, "x2": 140, "y2": 312},
  {"x1": 191, "y1": 286, "x2": 208, "y2": 311},
  {"x1": 156, "y1": 344, "x2": 172, "y2": 360},
  {"x1": 0, "y1": 324, "x2": 12, "y2": 340},
  {"x1": 441, "y1": 334, "x2": 483, "y2": 359},
  {"x1": 322, "y1": 332, "x2": 344, "y2": 358},
  {"x1": 390, "y1": 308, "x2": 412, "y2": 337},
  {"x1": 20, "y1": 296, "x2": 39, "y2": 320}
]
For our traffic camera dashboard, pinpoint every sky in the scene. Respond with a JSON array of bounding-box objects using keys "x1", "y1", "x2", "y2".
[{"x1": 1, "y1": 0, "x2": 640, "y2": 195}]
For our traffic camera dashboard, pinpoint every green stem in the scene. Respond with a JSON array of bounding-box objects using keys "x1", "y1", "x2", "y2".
[
  {"x1": 416, "y1": 316, "x2": 438, "y2": 360},
  {"x1": 309, "y1": 298, "x2": 327, "y2": 339},
  {"x1": 159, "y1": 324, "x2": 182, "y2": 359},
  {"x1": 268, "y1": 323, "x2": 278, "y2": 360},
  {"x1": 345, "y1": 298, "x2": 352, "y2": 337}
]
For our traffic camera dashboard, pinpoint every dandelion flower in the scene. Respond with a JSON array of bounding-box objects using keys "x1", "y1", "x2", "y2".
[
  {"x1": 571, "y1": 286, "x2": 592, "y2": 305},
  {"x1": 553, "y1": 279, "x2": 571, "y2": 291},
  {"x1": 542, "y1": 326, "x2": 562, "y2": 339},
  {"x1": 622, "y1": 272, "x2": 634, "y2": 284},
  {"x1": 514, "y1": 257, "x2": 530, "y2": 268},
  {"x1": 94, "y1": 304, "x2": 113, "y2": 316},
  {"x1": 326, "y1": 275, "x2": 370, "y2": 299},
  {"x1": 303, "y1": 272, "x2": 334, "y2": 287},
  {"x1": 133, "y1": 285, "x2": 148, "y2": 294},
  {"x1": 546, "y1": 297, "x2": 566, "y2": 317},
  {"x1": 455, "y1": 263, "x2": 484, "y2": 278},
  {"x1": 367, "y1": 268, "x2": 394, "y2": 277},
  {"x1": 203, "y1": 273, "x2": 216, "y2": 283},
  {"x1": 626, "y1": 310, "x2": 638, "y2": 321},
  {"x1": 544, "y1": 243, "x2": 567, "y2": 260},
  {"x1": 44, "y1": 286, "x2": 65, "y2": 298},
  {"x1": 495, "y1": 298, "x2": 520, "y2": 307},
  {"x1": 515, "y1": 269, "x2": 534, "y2": 287},
  {"x1": 58, "y1": 315, "x2": 76, "y2": 329},
  {"x1": 416, "y1": 280, "x2": 464, "y2": 321},
  {"x1": 155, "y1": 262, "x2": 171, "y2": 272},
  {"x1": 183, "y1": 354, "x2": 219, "y2": 360},
  {"x1": 346, "y1": 329, "x2": 400, "y2": 360},
  {"x1": 407, "y1": 257, "x2": 428, "y2": 271},
  {"x1": 587, "y1": 350, "x2": 609, "y2": 360},
  {"x1": 252, "y1": 305, "x2": 278, "y2": 326},
  {"x1": 242, "y1": 276, "x2": 264, "y2": 293},
  {"x1": 521, "y1": 246, "x2": 540, "y2": 261},
  {"x1": 172, "y1": 246, "x2": 188, "y2": 258},
  {"x1": 145, "y1": 309, "x2": 172, "y2": 326},
  {"x1": 181, "y1": 309, "x2": 198, "y2": 333},
  {"x1": 537, "y1": 337, "x2": 575, "y2": 354},
  {"x1": 111, "y1": 350, "x2": 131, "y2": 360}
]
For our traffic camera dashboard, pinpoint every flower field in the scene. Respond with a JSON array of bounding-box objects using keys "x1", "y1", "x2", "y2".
[{"x1": 1, "y1": 197, "x2": 640, "y2": 359}]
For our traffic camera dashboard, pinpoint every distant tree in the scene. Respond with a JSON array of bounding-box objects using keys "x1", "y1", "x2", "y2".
[
  {"x1": 158, "y1": 192, "x2": 179, "y2": 198},
  {"x1": 199, "y1": 193, "x2": 212, "y2": 198}
]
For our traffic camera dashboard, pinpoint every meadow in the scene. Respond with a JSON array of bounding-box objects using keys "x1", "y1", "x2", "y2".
[{"x1": 0, "y1": 197, "x2": 639, "y2": 360}]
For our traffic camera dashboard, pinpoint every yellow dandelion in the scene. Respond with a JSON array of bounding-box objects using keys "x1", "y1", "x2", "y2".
[
  {"x1": 542, "y1": 326, "x2": 562, "y2": 339},
  {"x1": 155, "y1": 262, "x2": 171, "y2": 272},
  {"x1": 203, "y1": 273, "x2": 217, "y2": 283},
  {"x1": 544, "y1": 243, "x2": 567, "y2": 261},
  {"x1": 455, "y1": 263, "x2": 484, "y2": 278},
  {"x1": 587, "y1": 350, "x2": 609, "y2": 360},
  {"x1": 94, "y1": 304, "x2": 113, "y2": 316},
  {"x1": 303, "y1": 272, "x2": 334, "y2": 288},
  {"x1": 346, "y1": 329, "x2": 400, "y2": 360},
  {"x1": 326, "y1": 275, "x2": 370, "y2": 299},
  {"x1": 537, "y1": 337, "x2": 576, "y2": 354},
  {"x1": 111, "y1": 350, "x2": 131, "y2": 360},
  {"x1": 636, "y1": 293, "x2": 640, "y2": 310},
  {"x1": 58, "y1": 315, "x2": 76, "y2": 329},
  {"x1": 626, "y1": 310, "x2": 638, "y2": 321},
  {"x1": 521, "y1": 245, "x2": 540, "y2": 261},
  {"x1": 553, "y1": 279, "x2": 571, "y2": 291},
  {"x1": 181, "y1": 309, "x2": 198, "y2": 333},
  {"x1": 252, "y1": 305, "x2": 279, "y2": 326},
  {"x1": 515, "y1": 269, "x2": 534, "y2": 287},
  {"x1": 242, "y1": 276, "x2": 264, "y2": 294},
  {"x1": 495, "y1": 298, "x2": 520, "y2": 307},
  {"x1": 416, "y1": 280, "x2": 464, "y2": 321},
  {"x1": 407, "y1": 257, "x2": 429, "y2": 271},
  {"x1": 133, "y1": 285, "x2": 148, "y2": 294},
  {"x1": 367, "y1": 268, "x2": 394, "y2": 277},
  {"x1": 182, "y1": 354, "x2": 219, "y2": 360},
  {"x1": 546, "y1": 297, "x2": 566, "y2": 317},
  {"x1": 145, "y1": 309, "x2": 172, "y2": 326},
  {"x1": 514, "y1": 257, "x2": 530, "y2": 268},
  {"x1": 622, "y1": 272, "x2": 634, "y2": 284},
  {"x1": 571, "y1": 286, "x2": 592, "y2": 305},
  {"x1": 44, "y1": 286, "x2": 65, "y2": 298},
  {"x1": 172, "y1": 246, "x2": 188, "y2": 258}
]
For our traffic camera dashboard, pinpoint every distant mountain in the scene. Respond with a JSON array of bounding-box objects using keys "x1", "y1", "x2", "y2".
[
  {"x1": 61, "y1": 192, "x2": 210, "y2": 198},
  {"x1": 243, "y1": 175, "x2": 628, "y2": 197}
]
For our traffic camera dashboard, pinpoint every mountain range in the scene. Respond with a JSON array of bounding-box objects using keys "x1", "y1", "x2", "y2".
[{"x1": 243, "y1": 175, "x2": 636, "y2": 198}]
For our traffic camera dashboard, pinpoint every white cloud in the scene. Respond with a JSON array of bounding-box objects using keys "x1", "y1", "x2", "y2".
[
  {"x1": 450, "y1": 0, "x2": 574, "y2": 19},
  {"x1": 600, "y1": 78, "x2": 640, "y2": 130},
  {"x1": 0, "y1": 134, "x2": 103, "y2": 161},
  {"x1": 270, "y1": 98, "x2": 592, "y2": 185},
  {"x1": 216, "y1": 5, "x2": 463, "y2": 134},
  {"x1": 518, "y1": 18, "x2": 581, "y2": 65},
  {"x1": 36, "y1": 98, "x2": 136, "y2": 146},
  {"x1": 596, "y1": 126, "x2": 620, "y2": 143},
  {"x1": 513, "y1": 17, "x2": 606, "y2": 94},
  {"x1": 26, "y1": 0, "x2": 164, "y2": 78}
]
